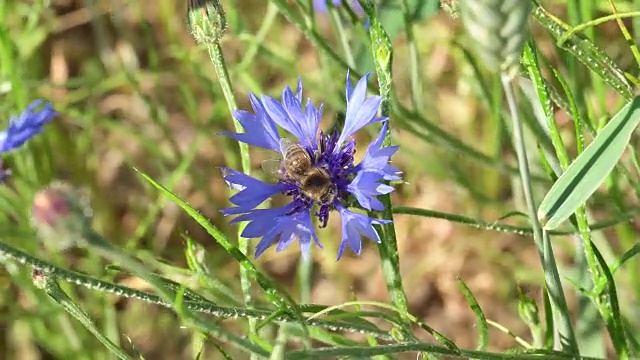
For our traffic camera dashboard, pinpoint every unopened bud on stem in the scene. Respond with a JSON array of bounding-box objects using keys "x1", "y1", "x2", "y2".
[
  {"x1": 31, "y1": 181, "x2": 92, "y2": 252},
  {"x1": 187, "y1": 0, "x2": 227, "y2": 44}
]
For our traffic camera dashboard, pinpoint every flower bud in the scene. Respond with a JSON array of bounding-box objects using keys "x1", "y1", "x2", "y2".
[
  {"x1": 517, "y1": 291, "x2": 540, "y2": 328},
  {"x1": 31, "y1": 182, "x2": 92, "y2": 252},
  {"x1": 187, "y1": 0, "x2": 227, "y2": 44}
]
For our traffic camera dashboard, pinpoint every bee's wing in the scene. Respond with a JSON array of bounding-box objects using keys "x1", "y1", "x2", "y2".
[
  {"x1": 261, "y1": 159, "x2": 284, "y2": 179},
  {"x1": 279, "y1": 138, "x2": 297, "y2": 156}
]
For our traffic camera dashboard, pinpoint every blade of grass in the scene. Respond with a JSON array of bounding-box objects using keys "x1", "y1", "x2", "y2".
[
  {"x1": 32, "y1": 271, "x2": 133, "y2": 360},
  {"x1": 393, "y1": 205, "x2": 640, "y2": 236},
  {"x1": 456, "y1": 278, "x2": 488, "y2": 351},
  {"x1": 503, "y1": 73, "x2": 577, "y2": 353},
  {"x1": 538, "y1": 97, "x2": 640, "y2": 230},
  {"x1": 134, "y1": 169, "x2": 313, "y2": 338},
  {"x1": 533, "y1": 3, "x2": 633, "y2": 100}
]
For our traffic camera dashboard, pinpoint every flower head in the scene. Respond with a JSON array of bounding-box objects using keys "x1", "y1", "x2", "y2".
[
  {"x1": 0, "y1": 100, "x2": 57, "y2": 154},
  {"x1": 222, "y1": 71, "x2": 401, "y2": 260}
]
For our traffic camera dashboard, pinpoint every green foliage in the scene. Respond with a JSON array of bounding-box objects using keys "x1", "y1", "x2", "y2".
[{"x1": 2, "y1": 0, "x2": 640, "y2": 359}]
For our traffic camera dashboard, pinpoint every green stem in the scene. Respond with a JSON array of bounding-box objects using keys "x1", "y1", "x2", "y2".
[
  {"x1": 203, "y1": 39, "x2": 255, "y2": 338},
  {"x1": 298, "y1": 250, "x2": 313, "y2": 349},
  {"x1": 399, "y1": 0, "x2": 423, "y2": 111},
  {"x1": 557, "y1": 11, "x2": 640, "y2": 47},
  {"x1": 0, "y1": 240, "x2": 391, "y2": 341},
  {"x1": 361, "y1": 1, "x2": 414, "y2": 341},
  {"x1": 80, "y1": 230, "x2": 268, "y2": 356},
  {"x1": 35, "y1": 273, "x2": 133, "y2": 360},
  {"x1": 237, "y1": 2, "x2": 279, "y2": 70},
  {"x1": 393, "y1": 205, "x2": 640, "y2": 236},
  {"x1": 288, "y1": 343, "x2": 594, "y2": 360},
  {"x1": 328, "y1": 6, "x2": 356, "y2": 69},
  {"x1": 501, "y1": 74, "x2": 578, "y2": 353}
]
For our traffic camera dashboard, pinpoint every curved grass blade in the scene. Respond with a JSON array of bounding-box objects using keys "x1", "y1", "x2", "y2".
[
  {"x1": 104, "y1": 264, "x2": 212, "y2": 304},
  {"x1": 532, "y1": 4, "x2": 633, "y2": 100},
  {"x1": 456, "y1": 278, "x2": 488, "y2": 351},
  {"x1": 0, "y1": 239, "x2": 392, "y2": 341},
  {"x1": 611, "y1": 243, "x2": 640, "y2": 274},
  {"x1": 286, "y1": 343, "x2": 598, "y2": 360},
  {"x1": 35, "y1": 273, "x2": 133, "y2": 360},
  {"x1": 134, "y1": 168, "x2": 312, "y2": 337},
  {"x1": 394, "y1": 205, "x2": 640, "y2": 235},
  {"x1": 589, "y1": 243, "x2": 629, "y2": 357},
  {"x1": 538, "y1": 97, "x2": 640, "y2": 230}
]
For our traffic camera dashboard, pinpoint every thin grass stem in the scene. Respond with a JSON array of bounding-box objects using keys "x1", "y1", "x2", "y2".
[
  {"x1": 501, "y1": 73, "x2": 578, "y2": 353},
  {"x1": 203, "y1": 38, "x2": 256, "y2": 341}
]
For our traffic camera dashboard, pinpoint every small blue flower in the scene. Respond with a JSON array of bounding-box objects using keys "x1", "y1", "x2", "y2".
[
  {"x1": 222, "y1": 71, "x2": 401, "y2": 260},
  {"x1": 0, "y1": 100, "x2": 57, "y2": 154},
  {"x1": 313, "y1": 0, "x2": 363, "y2": 14}
]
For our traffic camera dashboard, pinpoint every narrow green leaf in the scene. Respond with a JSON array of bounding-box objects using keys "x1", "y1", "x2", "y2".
[
  {"x1": 104, "y1": 264, "x2": 212, "y2": 304},
  {"x1": 38, "y1": 275, "x2": 133, "y2": 360},
  {"x1": 133, "y1": 168, "x2": 312, "y2": 336},
  {"x1": 532, "y1": 4, "x2": 633, "y2": 100},
  {"x1": 456, "y1": 279, "x2": 488, "y2": 351},
  {"x1": 538, "y1": 97, "x2": 640, "y2": 229},
  {"x1": 611, "y1": 243, "x2": 640, "y2": 275},
  {"x1": 589, "y1": 243, "x2": 629, "y2": 358},
  {"x1": 522, "y1": 42, "x2": 570, "y2": 170},
  {"x1": 393, "y1": 205, "x2": 640, "y2": 235},
  {"x1": 542, "y1": 286, "x2": 554, "y2": 350}
]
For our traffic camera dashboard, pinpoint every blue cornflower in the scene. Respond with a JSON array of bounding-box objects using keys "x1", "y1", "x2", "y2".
[
  {"x1": 0, "y1": 100, "x2": 57, "y2": 154},
  {"x1": 313, "y1": 0, "x2": 363, "y2": 13},
  {"x1": 222, "y1": 71, "x2": 401, "y2": 260}
]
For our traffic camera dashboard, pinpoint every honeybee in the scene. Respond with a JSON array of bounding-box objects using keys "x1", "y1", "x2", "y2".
[{"x1": 262, "y1": 139, "x2": 337, "y2": 205}]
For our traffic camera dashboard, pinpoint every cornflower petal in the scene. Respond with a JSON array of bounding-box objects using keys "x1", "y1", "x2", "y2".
[
  {"x1": 220, "y1": 168, "x2": 290, "y2": 215},
  {"x1": 282, "y1": 86, "x2": 317, "y2": 147},
  {"x1": 221, "y1": 70, "x2": 400, "y2": 260},
  {"x1": 261, "y1": 95, "x2": 309, "y2": 147},
  {"x1": 355, "y1": 122, "x2": 402, "y2": 180},
  {"x1": 336, "y1": 205, "x2": 390, "y2": 259},
  {"x1": 295, "y1": 76, "x2": 303, "y2": 102},
  {"x1": 232, "y1": 204, "x2": 295, "y2": 236},
  {"x1": 0, "y1": 100, "x2": 57, "y2": 153},
  {"x1": 347, "y1": 171, "x2": 394, "y2": 211},
  {"x1": 303, "y1": 99, "x2": 322, "y2": 149},
  {"x1": 336, "y1": 73, "x2": 386, "y2": 148},
  {"x1": 224, "y1": 93, "x2": 281, "y2": 151},
  {"x1": 313, "y1": 0, "x2": 363, "y2": 13},
  {"x1": 250, "y1": 207, "x2": 320, "y2": 259},
  {"x1": 312, "y1": 0, "x2": 337, "y2": 11},
  {"x1": 273, "y1": 209, "x2": 320, "y2": 260}
]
